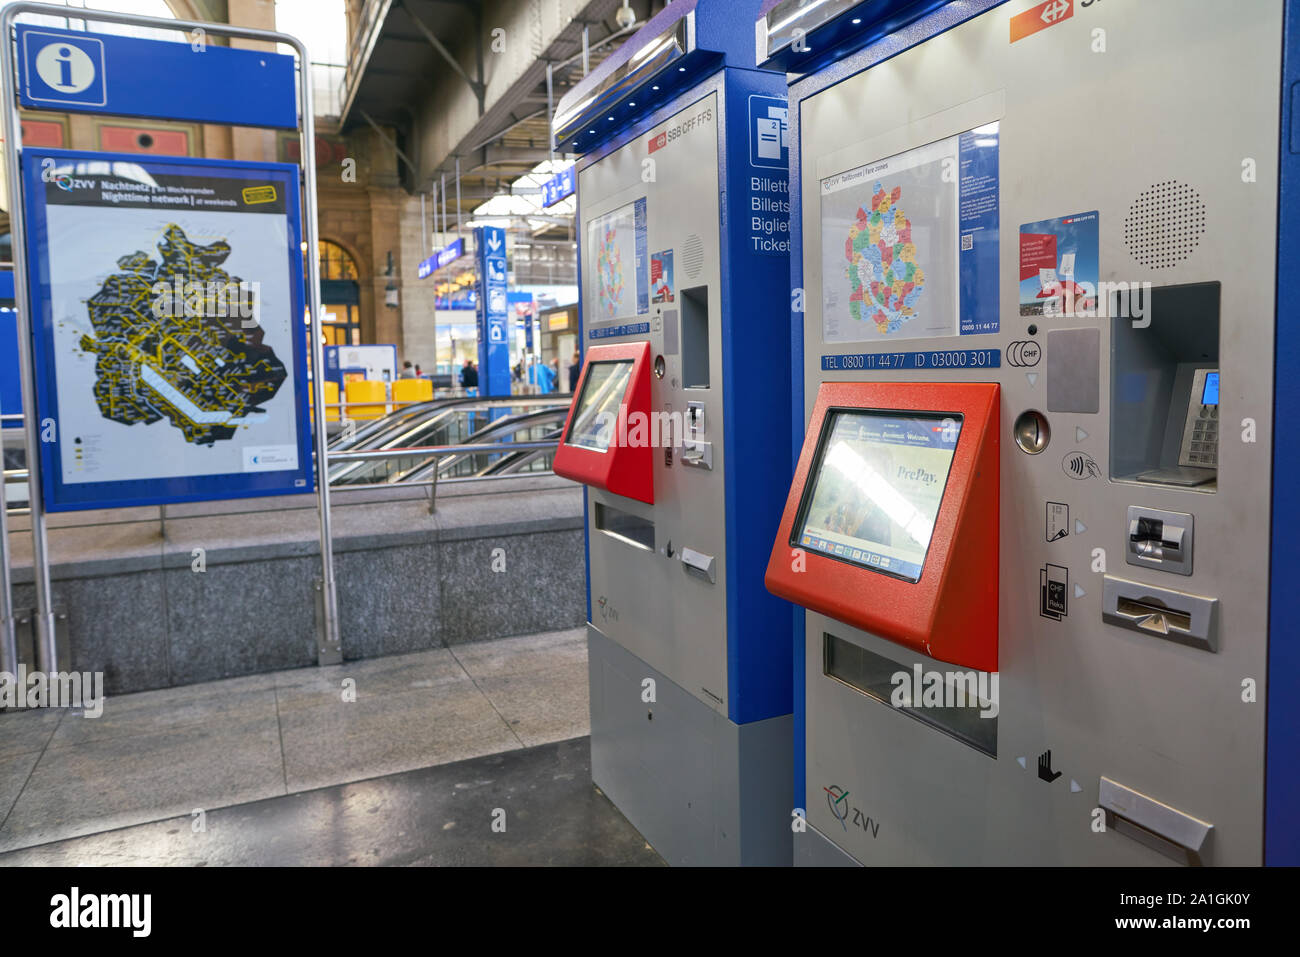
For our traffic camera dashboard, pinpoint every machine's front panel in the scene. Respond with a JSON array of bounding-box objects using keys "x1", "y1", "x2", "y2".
[
  {"x1": 578, "y1": 88, "x2": 730, "y2": 712},
  {"x1": 797, "y1": 0, "x2": 1279, "y2": 864}
]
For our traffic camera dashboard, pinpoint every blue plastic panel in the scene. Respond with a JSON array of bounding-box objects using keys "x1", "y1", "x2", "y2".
[{"x1": 15, "y1": 25, "x2": 297, "y2": 129}]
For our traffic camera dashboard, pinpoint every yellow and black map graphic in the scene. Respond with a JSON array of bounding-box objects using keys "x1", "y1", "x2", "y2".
[{"x1": 79, "y1": 224, "x2": 287, "y2": 446}]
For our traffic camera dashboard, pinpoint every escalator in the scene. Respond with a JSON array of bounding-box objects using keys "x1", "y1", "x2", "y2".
[{"x1": 328, "y1": 395, "x2": 571, "y2": 487}]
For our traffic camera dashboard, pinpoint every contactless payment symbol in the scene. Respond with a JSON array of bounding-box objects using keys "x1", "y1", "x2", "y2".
[
  {"x1": 23, "y1": 32, "x2": 107, "y2": 107},
  {"x1": 824, "y1": 785, "x2": 850, "y2": 830}
]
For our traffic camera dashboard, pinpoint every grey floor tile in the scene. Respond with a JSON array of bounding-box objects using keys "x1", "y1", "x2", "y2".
[
  {"x1": 476, "y1": 661, "x2": 590, "y2": 749},
  {"x1": 0, "y1": 711, "x2": 285, "y2": 853},
  {"x1": 0, "y1": 752, "x2": 40, "y2": 826},
  {"x1": 452, "y1": 628, "x2": 587, "y2": 681},
  {"x1": 273, "y1": 647, "x2": 469, "y2": 712},
  {"x1": 277, "y1": 683, "x2": 521, "y2": 793},
  {"x1": 48, "y1": 673, "x2": 278, "y2": 749},
  {"x1": 0, "y1": 708, "x2": 65, "y2": 760}
]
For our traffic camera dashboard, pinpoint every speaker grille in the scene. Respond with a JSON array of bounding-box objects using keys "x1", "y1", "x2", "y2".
[
  {"x1": 1123, "y1": 180, "x2": 1206, "y2": 270},
  {"x1": 682, "y1": 234, "x2": 705, "y2": 280}
]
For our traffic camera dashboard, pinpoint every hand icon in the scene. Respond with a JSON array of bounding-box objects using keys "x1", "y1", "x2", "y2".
[{"x1": 1038, "y1": 750, "x2": 1062, "y2": 783}]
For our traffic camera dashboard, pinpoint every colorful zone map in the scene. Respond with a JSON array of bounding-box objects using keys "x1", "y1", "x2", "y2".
[
  {"x1": 78, "y1": 224, "x2": 287, "y2": 447},
  {"x1": 846, "y1": 181, "x2": 926, "y2": 334},
  {"x1": 595, "y1": 223, "x2": 625, "y2": 318}
]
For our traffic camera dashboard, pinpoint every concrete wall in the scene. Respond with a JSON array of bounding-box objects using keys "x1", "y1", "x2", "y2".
[{"x1": 8, "y1": 478, "x2": 586, "y2": 694}]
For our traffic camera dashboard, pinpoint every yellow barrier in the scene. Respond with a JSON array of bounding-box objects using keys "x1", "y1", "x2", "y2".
[
  {"x1": 323, "y1": 381, "x2": 340, "y2": 422},
  {"x1": 345, "y1": 379, "x2": 388, "y2": 419},
  {"x1": 392, "y1": 377, "x2": 433, "y2": 406}
]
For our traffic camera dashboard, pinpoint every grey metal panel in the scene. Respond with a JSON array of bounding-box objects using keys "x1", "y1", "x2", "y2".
[
  {"x1": 797, "y1": 0, "x2": 1279, "y2": 865},
  {"x1": 795, "y1": 822, "x2": 864, "y2": 867},
  {"x1": 578, "y1": 83, "x2": 730, "y2": 712},
  {"x1": 1047, "y1": 328, "x2": 1100, "y2": 413},
  {"x1": 588, "y1": 625, "x2": 793, "y2": 866}
]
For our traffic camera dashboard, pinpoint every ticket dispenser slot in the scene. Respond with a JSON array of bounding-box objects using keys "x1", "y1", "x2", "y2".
[{"x1": 1099, "y1": 777, "x2": 1214, "y2": 866}]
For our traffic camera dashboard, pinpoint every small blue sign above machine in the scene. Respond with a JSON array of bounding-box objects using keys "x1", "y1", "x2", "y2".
[
  {"x1": 15, "y1": 25, "x2": 297, "y2": 128},
  {"x1": 417, "y1": 237, "x2": 465, "y2": 279},
  {"x1": 541, "y1": 166, "x2": 576, "y2": 207}
]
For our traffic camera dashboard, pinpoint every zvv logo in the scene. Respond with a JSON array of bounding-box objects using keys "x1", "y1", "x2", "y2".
[{"x1": 823, "y1": 785, "x2": 880, "y2": 838}]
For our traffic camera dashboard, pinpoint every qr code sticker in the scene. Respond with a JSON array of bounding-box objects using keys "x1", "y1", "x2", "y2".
[{"x1": 961, "y1": 234, "x2": 974, "y2": 251}]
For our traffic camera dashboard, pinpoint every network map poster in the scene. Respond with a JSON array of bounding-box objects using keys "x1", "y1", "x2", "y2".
[{"x1": 21, "y1": 149, "x2": 313, "y2": 510}]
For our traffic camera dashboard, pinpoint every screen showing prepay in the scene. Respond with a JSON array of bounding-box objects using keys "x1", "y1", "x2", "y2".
[
  {"x1": 794, "y1": 411, "x2": 963, "y2": 582},
  {"x1": 565, "y1": 360, "x2": 634, "y2": 452},
  {"x1": 1202, "y1": 371, "x2": 1220, "y2": 406}
]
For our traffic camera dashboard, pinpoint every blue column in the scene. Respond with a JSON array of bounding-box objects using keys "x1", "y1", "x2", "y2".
[{"x1": 474, "y1": 226, "x2": 512, "y2": 397}]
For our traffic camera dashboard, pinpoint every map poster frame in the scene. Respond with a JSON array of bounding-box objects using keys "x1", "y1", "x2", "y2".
[{"x1": 19, "y1": 147, "x2": 314, "y2": 511}]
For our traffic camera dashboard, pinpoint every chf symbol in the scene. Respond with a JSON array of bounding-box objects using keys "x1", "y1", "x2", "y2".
[{"x1": 35, "y1": 42, "x2": 97, "y2": 94}]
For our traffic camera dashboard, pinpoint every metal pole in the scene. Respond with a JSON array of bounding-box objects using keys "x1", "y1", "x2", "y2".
[
  {"x1": 292, "y1": 34, "x2": 343, "y2": 666},
  {"x1": 1, "y1": 4, "x2": 57, "y2": 672},
  {"x1": 441, "y1": 172, "x2": 448, "y2": 241},
  {"x1": 582, "y1": 25, "x2": 590, "y2": 75},
  {"x1": 421, "y1": 191, "x2": 428, "y2": 253},
  {"x1": 546, "y1": 63, "x2": 554, "y2": 163},
  {"x1": 0, "y1": 427, "x2": 16, "y2": 675},
  {"x1": 0, "y1": 2, "x2": 343, "y2": 666},
  {"x1": 455, "y1": 157, "x2": 462, "y2": 240}
]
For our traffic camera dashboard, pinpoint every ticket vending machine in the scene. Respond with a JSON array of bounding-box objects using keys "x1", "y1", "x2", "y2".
[
  {"x1": 760, "y1": 0, "x2": 1299, "y2": 865},
  {"x1": 552, "y1": 0, "x2": 794, "y2": 865}
]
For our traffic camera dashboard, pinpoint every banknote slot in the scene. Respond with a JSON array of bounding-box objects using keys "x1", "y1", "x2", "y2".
[{"x1": 1101, "y1": 575, "x2": 1217, "y2": 652}]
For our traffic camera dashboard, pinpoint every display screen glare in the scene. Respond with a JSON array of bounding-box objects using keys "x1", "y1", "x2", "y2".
[
  {"x1": 793, "y1": 410, "x2": 963, "y2": 583},
  {"x1": 565, "y1": 360, "x2": 634, "y2": 452},
  {"x1": 1202, "y1": 371, "x2": 1219, "y2": 406}
]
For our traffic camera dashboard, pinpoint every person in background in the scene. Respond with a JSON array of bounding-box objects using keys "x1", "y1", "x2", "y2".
[
  {"x1": 414, "y1": 364, "x2": 422, "y2": 377},
  {"x1": 460, "y1": 358, "x2": 479, "y2": 397},
  {"x1": 399, "y1": 360, "x2": 416, "y2": 379},
  {"x1": 568, "y1": 351, "x2": 581, "y2": 393},
  {"x1": 548, "y1": 357, "x2": 561, "y2": 395}
]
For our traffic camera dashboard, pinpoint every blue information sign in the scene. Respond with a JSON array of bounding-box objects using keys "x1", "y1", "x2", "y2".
[
  {"x1": 418, "y1": 236, "x2": 464, "y2": 279},
  {"x1": 21, "y1": 149, "x2": 313, "y2": 510},
  {"x1": 474, "y1": 226, "x2": 511, "y2": 397},
  {"x1": 16, "y1": 25, "x2": 297, "y2": 129},
  {"x1": 541, "y1": 166, "x2": 575, "y2": 207}
]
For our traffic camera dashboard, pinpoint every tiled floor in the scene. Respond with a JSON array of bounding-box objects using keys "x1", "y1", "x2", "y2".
[{"x1": 0, "y1": 628, "x2": 591, "y2": 855}]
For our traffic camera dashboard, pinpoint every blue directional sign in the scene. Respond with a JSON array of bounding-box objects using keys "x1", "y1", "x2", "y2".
[
  {"x1": 417, "y1": 237, "x2": 464, "y2": 279},
  {"x1": 474, "y1": 226, "x2": 511, "y2": 397},
  {"x1": 541, "y1": 165, "x2": 575, "y2": 207},
  {"x1": 16, "y1": 25, "x2": 297, "y2": 129}
]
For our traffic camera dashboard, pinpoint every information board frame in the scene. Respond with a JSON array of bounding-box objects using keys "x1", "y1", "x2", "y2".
[{"x1": 20, "y1": 148, "x2": 314, "y2": 510}]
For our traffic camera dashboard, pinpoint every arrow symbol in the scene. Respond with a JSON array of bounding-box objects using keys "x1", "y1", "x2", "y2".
[
  {"x1": 1076, "y1": 426, "x2": 1089, "y2": 441},
  {"x1": 1017, "y1": 756, "x2": 1027, "y2": 769},
  {"x1": 1074, "y1": 583, "x2": 1086, "y2": 599},
  {"x1": 1070, "y1": 779, "x2": 1082, "y2": 793},
  {"x1": 487, "y1": 234, "x2": 502, "y2": 252},
  {"x1": 1026, "y1": 373, "x2": 1038, "y2": 386},
  {"x1": 1075, "y1": 518, "x2": 1086, "y2": 534}
]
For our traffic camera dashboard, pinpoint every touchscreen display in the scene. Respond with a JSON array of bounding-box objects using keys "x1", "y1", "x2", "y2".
[
  {"x1": 565, "y1": 359, "x2": 634, "y2": 452},
  {"x1": 793, "y1": 410, "x2": 962, "y2": 582}
]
